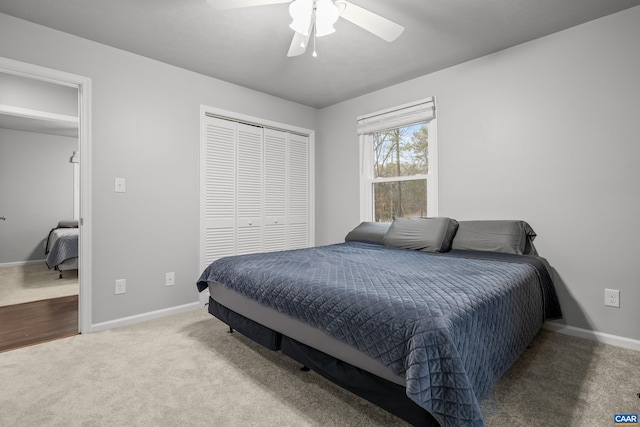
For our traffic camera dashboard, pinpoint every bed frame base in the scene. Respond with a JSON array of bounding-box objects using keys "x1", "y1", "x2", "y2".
[
  {"x1": 208, "y1": 296, "x2": 281, "y2": 350},
  {"x1": 281, "y1": 336, "x2": 438, "y2": 426},
  {"x1": 207, "y1": 297, "x2": 439, "y2": 427}
]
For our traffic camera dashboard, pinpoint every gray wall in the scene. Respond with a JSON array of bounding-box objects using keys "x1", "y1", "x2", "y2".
[
  {"x1": 316, "y1": 6, "x2": 640, "y2": 341},
  {"x1": 0, "y1": 128, "x2": 76, "y2": 263},
  {"x1": 0, "y1": 13, "x2": 318, "y2": 324}
]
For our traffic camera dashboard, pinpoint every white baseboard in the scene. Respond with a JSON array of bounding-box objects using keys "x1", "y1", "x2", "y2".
[
  {"x1": 544, "y1": 321, "x2": 640, "y2": 352},
  {"x1": 0, "y1": 259, "x2": 46, "y2": 268},
  {"x1": 90, "y1": 301, "x2": 201, "y2": 333}
]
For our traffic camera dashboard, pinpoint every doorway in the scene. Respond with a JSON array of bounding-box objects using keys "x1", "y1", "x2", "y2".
[{"x1": 0, "y1": 57, "x2": 92, "y2": 343}]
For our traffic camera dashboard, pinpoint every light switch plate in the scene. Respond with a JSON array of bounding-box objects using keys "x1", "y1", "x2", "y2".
[
  {"x1": 115, "y1": 177, "x2": 126, "y2": 193},
  {"x1": 165, "y1": 272, "x2": 175, "y2": 287}
]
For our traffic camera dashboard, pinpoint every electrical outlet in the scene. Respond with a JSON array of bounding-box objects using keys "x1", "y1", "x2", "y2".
[
  {"x1": 165, "y1": 272, "x2": 175, "y2": 287},
  {"x1": 605, "y1": 288, "x2": 620, "y2": 308},
  {"x1": 115, "y1": 279, "x2": 126, "y2": 295}
]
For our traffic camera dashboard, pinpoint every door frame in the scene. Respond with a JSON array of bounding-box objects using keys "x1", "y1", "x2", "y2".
[{"x1": 0, "y1": 56, "x2": 92, "y2": 333}]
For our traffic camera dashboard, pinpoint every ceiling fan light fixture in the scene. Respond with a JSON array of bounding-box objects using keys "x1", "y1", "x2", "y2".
[
  {"x1": 314, "y1": 22, "x2": 335, "y2": 37},
  {"x1": 289, "y1": 0, "x2": 313, "y2": 35},
  {"x1": 283, "y1": 0, "x2": 404, "y2": 58},
  {"x1": 315, "y1": 19, "x2": 336, "y2": 37},
  {"x1": 315, "y1": 0, "x2": 339, "y2": 37}
]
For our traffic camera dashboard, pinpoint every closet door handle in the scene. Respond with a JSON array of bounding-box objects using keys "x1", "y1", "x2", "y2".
[{"x1": 0, "y1": 216, "x2": 5, "y2": 221}]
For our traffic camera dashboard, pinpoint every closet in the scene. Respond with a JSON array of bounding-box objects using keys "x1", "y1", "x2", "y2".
[{"x1": 200, "y1": 113, "x2": 311, "y2": 269}]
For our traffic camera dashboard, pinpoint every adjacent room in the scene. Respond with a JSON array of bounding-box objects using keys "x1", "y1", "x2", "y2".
[
  {"x1": 0, "y1": 72, "x2": 80, "y2": 350},
  {"x1": 0, "y1": 1, "x2": 639, "y2": 426}
]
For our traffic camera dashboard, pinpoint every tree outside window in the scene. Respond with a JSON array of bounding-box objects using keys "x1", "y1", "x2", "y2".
[{"x1": 371, "y1": 123, "x2": 429, "y2": 222}]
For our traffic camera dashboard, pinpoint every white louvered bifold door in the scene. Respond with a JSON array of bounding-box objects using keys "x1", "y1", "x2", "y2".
[
  {"x1": 203, "y1": 116, "x2": 236, "y2": 265},
  {"x1": 288, "y1": 133, "x2": 309, "y2": 249},
  {"x1": 201, "y1": 111, "x2": 311, "y2": 271},
  {"x1": 263, "y1": 128, "x2": 288, "y2": 252},
  {"x1": 236, "y1": 124, "x2": 264, "y2": 255}
]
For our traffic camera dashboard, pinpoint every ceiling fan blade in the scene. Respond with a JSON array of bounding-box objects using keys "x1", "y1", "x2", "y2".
[
  {"x1": 206, "y1": 0, "x2": 290, "y2": 10},
  {"x1": 337, "y1": 1, "x2": 404, "y2": 42},
  {"x1": 287, "y1": 31, "x2": 310, "y2": 57}
]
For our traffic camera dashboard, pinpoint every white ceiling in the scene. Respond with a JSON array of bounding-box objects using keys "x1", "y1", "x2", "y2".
[{"x1": 1, "y1": 0, "x2": 639, "y2": 108}]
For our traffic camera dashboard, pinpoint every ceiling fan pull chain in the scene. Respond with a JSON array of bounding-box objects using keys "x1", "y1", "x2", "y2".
[
  {"x1": 311, "y1": 8, "x2": 318, "y2": 57},
  {"x1": 312, "y1": 24, "x2": 318, "y2": 57}
]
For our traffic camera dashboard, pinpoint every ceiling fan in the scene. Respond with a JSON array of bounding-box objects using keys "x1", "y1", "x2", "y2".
[{"x1": 206, "y1": 0, "x2": 404, "y2": 57}]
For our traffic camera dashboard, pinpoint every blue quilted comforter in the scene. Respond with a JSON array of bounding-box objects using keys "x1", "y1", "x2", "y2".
[
  {"x1": 197, "y1": 242, "x2": 561, "y2": 426},
  {"x1": 45, "y1": 234, "x2": 78, "y2": 269}
]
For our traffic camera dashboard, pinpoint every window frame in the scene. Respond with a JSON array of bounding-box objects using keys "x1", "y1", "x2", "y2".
[{"x1": 358, "y1": 99, "x2": 438, "y2": 222}]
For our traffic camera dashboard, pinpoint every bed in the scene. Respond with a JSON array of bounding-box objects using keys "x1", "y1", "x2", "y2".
[
  {"x1": 196, "y1": 218, "x2": 562, "y2": 426},
  {"x1": 45, "y1": 220, "x2": 79, "y2": 277}
]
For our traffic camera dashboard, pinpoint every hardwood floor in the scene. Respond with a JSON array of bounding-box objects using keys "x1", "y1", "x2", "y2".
[{"x1": 0, "y1": 295, "x2": 78, "y2": 353}]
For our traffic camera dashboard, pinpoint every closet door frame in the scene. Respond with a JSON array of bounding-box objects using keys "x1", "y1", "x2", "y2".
[{"x1": 199, "y1": 105, "x2": 315, "y2": 280}]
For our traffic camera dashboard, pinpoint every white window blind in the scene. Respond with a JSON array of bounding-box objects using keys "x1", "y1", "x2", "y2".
[
  {"x1": 358, "y1": 97, "x2": 438, "y2": 221},
  {"x1": 357, "y1": 97, "x2": 436, "y2": 135}
]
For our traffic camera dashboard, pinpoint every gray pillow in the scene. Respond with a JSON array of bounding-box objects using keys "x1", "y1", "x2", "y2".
[
  {"x1": 382, "y1": 217, "x2": 459, "y2": 253},
  {"x1": 345, "y1": 221, "x2": 391, "y2": 245},
  {"x1": 451, "y1": 220, "x2": 538, "y2": 255}
]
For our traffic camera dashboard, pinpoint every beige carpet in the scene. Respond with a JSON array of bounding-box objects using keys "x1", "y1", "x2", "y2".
[
  {"x1": 0, "y1": 308, "x2": 638, "y2": 426},
  {"x1": 0, "y1": 263, "x2": 78, "y2": 307}
]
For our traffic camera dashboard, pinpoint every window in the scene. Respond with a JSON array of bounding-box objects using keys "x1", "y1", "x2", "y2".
[{"x1": 358, "y1": 98, "x2": 437, "y2": 222}]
